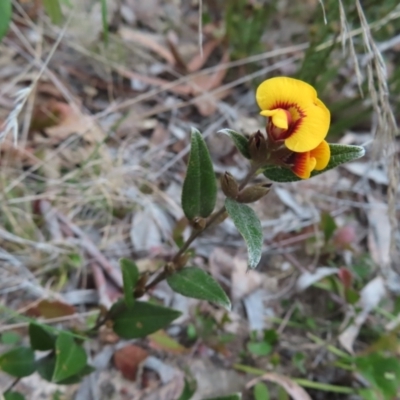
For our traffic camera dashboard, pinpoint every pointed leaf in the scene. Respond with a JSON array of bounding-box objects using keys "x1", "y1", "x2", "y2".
[
  {"x1": 29, "y1": 323, "x2": 56, "y2": 351},
  {"x1": 0, "y1": 347, "x2": 35, "y2": 377},
  {"x1": 112, "y1": 301, "x2": 182, "y2": 339},
  {"x1": 167, "y1": 267, "x2": 231, "y2": 310},
  {"x1": 178, "y1": 377, "x2": 197, "y2": 400},
  {"x1": 0, "y1": 0, "x2": 11, "y2": 42},
  {"x1": 204, "y1": 394, "x2": 242, "y2": 400},
  {"x1": 52, "y1": 332, "x2": 87, "y2": 383},
  {"x1": 182, "y1": 128, "x2": 217, "y2": 220},
  {"x1": 263, "y1": 144, "x2": 365, "y2": 182},
  {"x1": 219, "y1": 129, "x2": 250, "y2": 159},
  {"x1": 120, "y1": 258, "x2": 139, "y2": 309},
  {"x1": 225, "y1": 198, "x2": 263, "y2": 269}
]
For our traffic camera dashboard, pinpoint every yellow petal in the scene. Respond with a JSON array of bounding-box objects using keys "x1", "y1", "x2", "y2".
[
  {"x1": 260, "y1": 109, "x2": 288, "y2": 129},
  {"x1": 284, "y1": 98, "x2": 330, "y2": 153},
  {"x1": 310, "y1": 140, "x2": 330, "y2": 170},
  {"x1": 292, "y1": 152, "x2": 317, "y2": 179},
  {"x1": 256, "y1": 77, "x2": 317, "y2": 112}
]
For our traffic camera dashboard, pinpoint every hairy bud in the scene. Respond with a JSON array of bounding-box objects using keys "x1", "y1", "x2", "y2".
[
  {"x1": 237, "y1": 183, "x2": 272, "y2": 203},
  {"x1": 220, "y1": 172, "x2": 239, "y2": 199},
  {"x1": 248, "y1": 130, "x2": 268, "y2": 166}
]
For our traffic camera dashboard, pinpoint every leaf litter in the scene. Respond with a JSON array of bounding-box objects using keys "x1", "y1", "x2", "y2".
[{"x1": 1, "y1": 1, "x2": 400, "y2": 399}]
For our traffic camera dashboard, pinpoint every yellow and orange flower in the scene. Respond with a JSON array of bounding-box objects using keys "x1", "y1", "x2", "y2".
[
  {"x1": 256, "y1": 76, "x2": 331, "y2": 179},
  {"x1": 256, "y1": 76, "x2": 330, "y2": 153},
  {"x1": 290, "y1": 140, "x2": 330, "y2": 179}
]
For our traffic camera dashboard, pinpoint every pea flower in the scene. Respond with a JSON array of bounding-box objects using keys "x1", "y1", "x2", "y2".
[{"x1": 256, "y1": 76, "x2": 331, "y2": 179}]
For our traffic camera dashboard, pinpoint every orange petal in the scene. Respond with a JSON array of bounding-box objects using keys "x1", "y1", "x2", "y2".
[
  {"x1": 291, "y1": 152, "x2": 317, "y2": 179},
  {"x1": 310, "y1": 140, "x2": 330, "y2": 170},
  {"x1": 284, "y1": 98, "x2": 330, "y2": 153}
]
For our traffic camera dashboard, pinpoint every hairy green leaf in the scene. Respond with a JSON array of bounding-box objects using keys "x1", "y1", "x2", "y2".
[
  {"x1": 167, "y1": 267, "x2": 231, "y2": 310},
  {"x1": 29, "y1": 323, "x2": 56, "y2": 351},
  {"x1": 219, "y1": 129, "x2": 250, "y2": 159},
  {"x1": 0, "y1": 0, "x2": 11, "y2": 42},
  {"x1": 52, "y1": 332, "x2": 87, "y2": 383},
  {"x1": 120, "y1": 258, "x2": 139, "y2": 309},
  {"x1": 112, "y1": 301, "x2": 182, "y2": 339},
  {"x1": 263, "y1": 144, "x2": 365, "y2": 183},
  {"x1": 0, "y1": 347, "x2": 35, "y2": 377},
  {"x1": 182, "y1": 128, "x2": 217, "y2": 220},
  {"x1": 225, "y1": 198, "x2": 263, "y2": 269}
]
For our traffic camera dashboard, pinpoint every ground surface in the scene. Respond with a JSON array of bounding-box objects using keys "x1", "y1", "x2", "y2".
[{"x1": 0, "y1": 0, "x2": 400, "y2": 399}]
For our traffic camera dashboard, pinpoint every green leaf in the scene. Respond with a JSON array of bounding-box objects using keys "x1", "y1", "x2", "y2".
[
  {"x1": 182, "y1": 128, "x2": 217, "y2": 220},
  {"x1": 219, "y1": 129, "x2": 250, "y2": 159},
  {"x1": 225, "y1": 198, "x2": 263, "y2": 269},
  {"x1": 263, "y1": 144, "x2": 365, "y2": 182},
  {"x1": 247, "y1": 341, "x2": 272, "y2": 356},
  {"x1": 0, "y1": 0, "x2": 11, "y2": 42},
  {"x1": 1, "y1": 332, "x2": 22, "y2": 345},
  {"x1": 320, "y1": 212, "x2": 337, "y2": 242},
  {"x1": 178, "y1": 377, "x2": 197, "y2": 400},
  {"x1": 167, "y1": 267, "x2": 231, "y2": 310},
  {"x1": 112, "y1": 301, "x2": 182, "y2": 339},
  {"x1": 355, "y1": 353, "x2": 400, "y2": 399},
  {"x1": 120, "y1": 258, "x2": 139, "y2": 309},
  {"x1": 0, "y1": 347, "x2": 35, "y2": 377},
  {"x1": 204, "y1": 394, "x2": 242, "y2": 400},
  {"x1": 4, "y1": 392, "x2": 26, "y2": 400},
  {"x1": 254, "y1": 382, "x2": 270, "y2": 400},
  {"x1": 52, "y1": 332, "x2": 87, "y2": 383},
  {"x1": 29, "y1": 323, "x2": 56, "y2": 351},
  {"x1": 42, "y1": 0, "x2": 63, "y2": 24},
  {"x1": 37, "y1": 353, "x2": 94, "y2": 384}
]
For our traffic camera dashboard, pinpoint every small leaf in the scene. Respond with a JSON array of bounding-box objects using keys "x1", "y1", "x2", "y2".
[
  {"x1": 254, "y1": 382, "x2": 270, "y2": 400},
  {"x1": 42, "y1": 0, "x2": 63, "y2": 24},
  {"x1": 1, "y1": 332, "x2": 22, "y2": 345},
  {"x1": 182, "y1": 128, "x2": 217, "y2": 220},
  {"x1": 204, "y1": 394, "x2": 242, "y2": 400},
  {"x1": 178, "y1": 377, "x2": 197, "y2": 400},
  {"x1": 225, "y1": 198, "x2": 263, "y2": 269},
  {"x1": 0, "y1": 0, "x2": 11, "y2": 42},
  {"x1": 247, "y1": 341, "x2": 272, "y2": 356},
  {"x1": 29, "y1": 323, "x2": 56, "y2": 351},
  {"x1": 4, "y1": 392, "x2": 26, "y2": 400},
  {"x1": 167, "y1": 267, "x2": 231, "y2": 310},
  {"x1": 112, "y1": 301, "x2": 182, "y2": 339},
  {"x1": 0, "y1": 347, "x2": 35, "y2": 377},
  {"x1": 264, "y1": 144, "x2": 365, "y2": 182},
  {"x1": 320, "y1": 212, "x2": 337, "y2": 242},
  {"x1": 52, "y1": 332, "x2": 87, "y2": 383},
  {"x1": 120, "y1": 258, "x2": 139, "y2": 309},
  {"x1": 219, "y1": 129, "x2": 250, "y2": 159}
]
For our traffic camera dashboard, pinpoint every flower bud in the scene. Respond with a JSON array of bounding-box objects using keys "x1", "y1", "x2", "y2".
[
  {"x1": 220, "y1": 172, "x2": 239, "y2": 199},
  {"x1": 248, "y1": 130, "x2": 268, "y2": 166},
  {"x1": 237, "y1": 183, "x2": 272, "y2": 203}
]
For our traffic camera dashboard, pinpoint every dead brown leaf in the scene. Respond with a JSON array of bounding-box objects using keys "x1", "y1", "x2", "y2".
[
  {"x1": 113, "y1": 344, "x2": 149, "y2": 381},
  {"x1": 28, "y1": 299, "x2": 76, "y2": 319},
  {"x1": 187, "y1": 39, "x2": 222, "y2": 72},
  {"x1": 119, "y1": 27, "x2": 175, "y2": 65}
]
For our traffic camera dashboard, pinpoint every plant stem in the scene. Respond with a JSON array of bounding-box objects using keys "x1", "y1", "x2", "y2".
[{"x1": 89, "y1": 164, "x2": 260, "y2": 334}]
